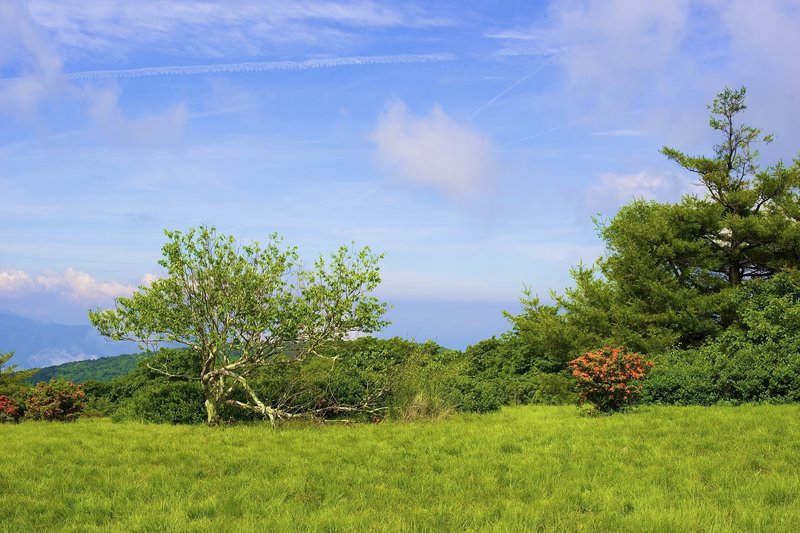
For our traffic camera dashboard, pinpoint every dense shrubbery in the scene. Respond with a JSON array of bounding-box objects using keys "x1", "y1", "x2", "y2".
[
  {"x1": 1, "y1": 352, "x2": 35, "y2": 420},
  {"x1": 85, "y1": 348, "x2": 205, "y2": 424},
  {"x1": 643, "y1": 271, "x2": 800, "y2": 405},
  {"x1": 24, "y1": 379, "x2": 85, "y2": 421},
  {"x1": 79, "y1": 339, "x2": 507, "y2": 424},
  {"x1": 461, "y1": 336, "x2": 577, "y2": 407},
  {"x1": 113, "y1": 382, "x2": 206, "y2": 424}
]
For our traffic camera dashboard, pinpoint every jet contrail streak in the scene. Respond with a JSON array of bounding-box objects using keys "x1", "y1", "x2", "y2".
[
  {"x1": 471, "y1": 57, "x2": 552, "y2": 119},
  {"x1": 61, "y1": 53, "x2": 457, "y2": 81}
]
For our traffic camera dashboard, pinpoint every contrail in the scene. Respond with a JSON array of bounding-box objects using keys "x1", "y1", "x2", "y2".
[
  {"x1": 471, "y1": 56, "x2": 552, "y2": 119},
  {"x1": 61, "y1": 53, "x2": 457, "y2": 81},
  {"x1": 500, "y1": 117, "x2": 584, "y2": 148}
]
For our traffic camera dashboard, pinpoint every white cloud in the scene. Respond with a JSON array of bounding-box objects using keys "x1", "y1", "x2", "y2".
[
  {"x1": 488, "y1": 0, "x2": 689, "y2": 99},
  {"x1": 141, "y1": 273, "x2": 159, "y2": 287},
  {"x1": 492, "y1": 47, "x2": 562, "y2": 58},
  {"x1": 35, "y1": 268, "x2": 135, "y2": 301},
  {"x1": 544, "y1": 1, "x2": 688, "y2": 90},
  {"x1": 74, "y1": 81, "x2": 188, "y2": 146},
  {"x1": 0, "y1": 267, "x2": 156, "y2": 302},
  {"x1": 586, "y1": 171, "x2": 695, "y2": 213},
  {"x1": 488, "y1": 0, "x2": 800, "y2": 151},
  {"x1": 0, "y1": 269, "x2": 34, "y2": 294},
  {"x1": 371, "y1": 100, "x2": 495, "y2": 199}
]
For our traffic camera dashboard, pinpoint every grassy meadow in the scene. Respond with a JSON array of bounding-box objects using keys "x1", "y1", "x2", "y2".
[{"x1": 2, "y1": 404, "x2": 799, "y2": 532}]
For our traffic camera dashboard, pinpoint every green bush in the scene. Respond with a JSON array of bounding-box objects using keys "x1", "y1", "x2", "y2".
[
  {"x1": 643, "y1": 341, "x2": 800, "y2": 405},
  {"x1": 388, "y1": 342, "x2": 497, "y2": 418},
  {"x1": 0, "y1": 353, "x2": 34, "y2": 419},
  {"x1": 644, "y1": 272, "x2": 800, "y2": 405},
  {"x1": 113, "y1": 381, "x2": 206, "y2": 424},
  {"x1": 642, "y1": 350, "x2": 720, "y2": 405},
  {"x1": 81, "y1": 394, "x2": 117, "y2": 418},
  {"x1": 714, "y1": 343, "x2": 800, "y2": 403},
  {"x1": 531, "y1": 373, "x2": 577, "y2": 405},
  {"x1": 0, "y1": 383, "x2": 33, "y2": 419}
]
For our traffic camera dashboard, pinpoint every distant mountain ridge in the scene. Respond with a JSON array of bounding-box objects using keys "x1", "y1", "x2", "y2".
[{"x1": 0, "y1": 311, "x2": 140, "y2": 369}]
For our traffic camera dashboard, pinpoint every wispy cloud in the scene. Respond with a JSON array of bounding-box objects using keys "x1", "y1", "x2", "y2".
[
  {"x1": 64, "y1": 53, "x2": 457, "y2": 81},
  {"x1": 371, "y1": 100, "x2": 495, "y2": 199},
  {"x1": 0, "y1": 0, "x2": 189, "y2": 145},
  {"x1": 492, "y1": 47, "x2": 562, "y2": 58},
  {"x1": 24, "y1": 0, "x2": 452, "y2": 58},
  {"x1": 0, "y1": 0, "x2": 67, "y2": 117},
  {"x1": 590, "y1": 129, "x2": 644, "y2": 137},
  {"x1": 485, "y1": 30, "x2": 543, "y2": 41},
  {"x1": 485, "y1": 0, "x2": 694, "y2": 133}
]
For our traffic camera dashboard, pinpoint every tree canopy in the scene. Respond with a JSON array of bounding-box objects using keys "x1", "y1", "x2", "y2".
[
  {"x1": 1, "y1": 352, "x2": 35, "y2": 391},
  {"x1": 510, "y1": 87, "x2": 800, "y2": 366},
  {"x1": 89, "y1": 226, "x2": 388, "y2": 425}
]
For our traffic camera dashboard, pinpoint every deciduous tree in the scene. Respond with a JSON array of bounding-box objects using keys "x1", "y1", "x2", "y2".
[{"x1": 89, "y1": 226, "x2": 388, "y2": 425}]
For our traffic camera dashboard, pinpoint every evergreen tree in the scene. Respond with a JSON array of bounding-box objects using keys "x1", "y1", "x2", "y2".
[{"x1": 512, "y1": 88, "x2": 800, "y2": 366}]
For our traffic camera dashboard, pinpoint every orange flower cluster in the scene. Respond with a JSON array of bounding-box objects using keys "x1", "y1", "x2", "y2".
[{"x1": 569, "y1": 346, "x2": 654, "y2": 411}]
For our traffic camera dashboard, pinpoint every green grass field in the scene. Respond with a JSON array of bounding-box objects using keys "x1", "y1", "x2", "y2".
[{"x1": 3, "y1": 405, "x2": 799, "y2": 532}]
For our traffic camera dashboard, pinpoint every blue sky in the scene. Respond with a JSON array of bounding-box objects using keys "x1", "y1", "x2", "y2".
[{"x1": 1, "y1": 0, "x2": 799, "y2": 350}]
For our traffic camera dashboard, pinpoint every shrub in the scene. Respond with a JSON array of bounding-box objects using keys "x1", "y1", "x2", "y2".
[
  {"x1": 641, "y1": 350, "x2": 720, "y2": 405},
  {"x1": 531, "y1": 373, "x2": 578, "y2": 405},
  {"x1": 112, "y1": 381, "x2": 206, "y2": 424},
  {"x1": 0, "y1": 395, "x2": 21, "y2": 423},
  {"x1": 24, "y1": 379, "x2": 85, "y2": 421},
  {"x1": 569, "y1": 346, "x2": 653, "y2": 411},
  {"x1": 389, "y1": 343, "x2": 502, "y2": 417},
  {"x1": 0, "y1": 383, "x2": 33, "y2": 419}
]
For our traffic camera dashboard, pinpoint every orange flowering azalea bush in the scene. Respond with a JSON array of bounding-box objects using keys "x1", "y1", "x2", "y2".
[{"x1": 569, "y1": 346, "x2": 654, "y2": 412}]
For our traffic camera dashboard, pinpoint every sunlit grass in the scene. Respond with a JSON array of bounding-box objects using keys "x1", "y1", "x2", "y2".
[{"x1": 2, "y1": 405, "x2": 799, "y2": 531}]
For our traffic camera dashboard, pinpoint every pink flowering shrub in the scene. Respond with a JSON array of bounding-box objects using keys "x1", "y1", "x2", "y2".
[
  {"x1": 24, "y1": 379, "x2": 85, "y2": 422},
  {"x1": 0, "y1": 395, "x2": 21, "y2": 423}
]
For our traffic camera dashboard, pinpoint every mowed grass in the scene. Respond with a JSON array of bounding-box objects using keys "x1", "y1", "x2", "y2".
[{"x1": 2, "y1": 405, "x2": 799, "y2": 532}]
